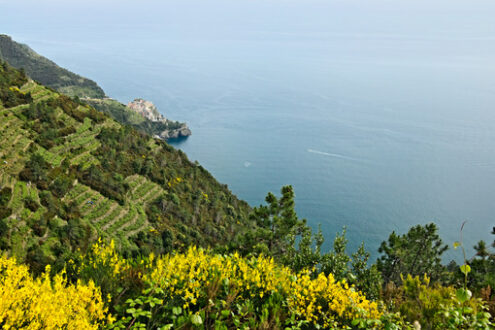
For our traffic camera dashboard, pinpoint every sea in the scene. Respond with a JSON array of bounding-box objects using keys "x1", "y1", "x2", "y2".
[{"x1": 2, "y1": 0, "x2": 495, "y2": 261}]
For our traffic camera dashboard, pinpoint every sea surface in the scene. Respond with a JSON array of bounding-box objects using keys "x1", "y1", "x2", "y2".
[{"x1": 2, "y1": 0, "x2": 495, "y2": 260}]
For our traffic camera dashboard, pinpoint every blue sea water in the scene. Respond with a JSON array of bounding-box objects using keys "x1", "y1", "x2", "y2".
[{"x1": 2, "y1": 0, "x2": 495, "y2": 260}]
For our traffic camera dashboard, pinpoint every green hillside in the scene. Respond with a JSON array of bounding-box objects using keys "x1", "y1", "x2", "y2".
[
  {"x1": 84, "y1": 98, "x2": 185, "y2": 136},
  {"x1": 0, "y1": 34, "x2": 105, "y2": 98},
  {"x1": 0, "y1": 61, "x2": 250, "y2": 269},
  {"x1": 0, "y1": 34, "x2": 188, "y2": 138}
]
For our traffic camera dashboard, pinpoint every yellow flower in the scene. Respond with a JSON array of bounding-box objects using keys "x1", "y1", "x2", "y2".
[
  {"x1": 0, "y1": 254, "x2": 111, "y2": 329},
  {"x1": 143, "y1": 246, "x2": 381, "y2": 327}
]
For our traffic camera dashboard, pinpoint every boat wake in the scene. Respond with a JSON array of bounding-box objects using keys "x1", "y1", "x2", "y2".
[{"x1": 307, "y1": 149, "x2": 360, "y2": 162}]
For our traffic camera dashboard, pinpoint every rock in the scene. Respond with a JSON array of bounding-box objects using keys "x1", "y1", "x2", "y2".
[
  {"x1": 178, "y1": 125, "x2": 192, "y2": 137},
  {"x1": 159, "y1": 124, "x2": 192, "y2": 140}
]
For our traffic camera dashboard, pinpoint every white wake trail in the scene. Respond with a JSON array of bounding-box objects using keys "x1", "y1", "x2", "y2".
[{"x1": 307, "y1": 149, "x2": 360, "y2": 162}]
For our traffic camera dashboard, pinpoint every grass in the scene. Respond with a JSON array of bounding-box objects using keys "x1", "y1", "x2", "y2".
[
  {"x1": 125, "y1": 175, "x2": 145, "y2": 191},
  {"x1": 83, "y1": 198, "x2": 113, "y2": 221},
  {"x1": 74, "y1": 191, "x2": 97, "y2": 208},
  {"x1": 76, "y1": 117, "x2": 92, "y2": 134},
  {"x1": 28, "y1": 206, "x2": 45, "y2": 222},
  {"x1": 95, "y1": 204, "x2": 123, "y2": 227},
  {"x1": 132, "y1": 182, "x2": 156, "y2": 200},
  {"x1": 121, "y1": 206, "x2": 148, "y2": 237},
  {"x1": 66, "y1": 184, "x2": 88, "y2": 200},
  {"x1": 38, "y1": 147, "x2": 64, "y2": 167},
  {"x1": 79, "y1": 192, "x2": 105, "y2": 215},
  {"x1": 107, "y1": 206, "x2": 137, "y2": 234},
  {"x1": 9, "y1": 180, "x2": 26, "y2": 212}
]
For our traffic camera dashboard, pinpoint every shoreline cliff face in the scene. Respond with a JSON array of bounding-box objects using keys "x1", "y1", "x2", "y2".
[
  {"x1": 157, "y1": 123, "x2": 192, "y2": 139},
  {"x1": 127, "y1": 98, "x2": 191, "y2": 139}
]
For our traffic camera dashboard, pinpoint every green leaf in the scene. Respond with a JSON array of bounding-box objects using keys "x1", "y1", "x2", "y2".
[
  {"x1": 172, "y1": 306, "x2": 182, "y2": 315},
  {"x1": 459, "y1": 264, "x2": 471, "y2": 275},
  {"x1": 191, "y1": 314, "x2": 203, "y2": 326},
  {"x1": 456, "y1": 288, "x2": 472, "y2": 303}
]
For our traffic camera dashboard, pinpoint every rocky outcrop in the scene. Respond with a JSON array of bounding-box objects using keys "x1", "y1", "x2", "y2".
[
  {"x1": 127, "y1": 98, "x2": 191, "y2": 140},
  {"x1": 158, "y1": 124, "x2": 192, "y2": 139}
]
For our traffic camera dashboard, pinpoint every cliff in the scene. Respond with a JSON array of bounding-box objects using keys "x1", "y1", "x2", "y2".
[{"x1": 127, "y1": 98, "x2": 191, "y2": 139}]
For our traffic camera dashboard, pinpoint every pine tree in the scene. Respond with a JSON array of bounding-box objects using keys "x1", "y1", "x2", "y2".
[
  {"x1": 240, "y1": 185, "x2": 306, "y2": 258},
  {"x1": 377, "y1": 223, "x2": 448, "y2": 285}
]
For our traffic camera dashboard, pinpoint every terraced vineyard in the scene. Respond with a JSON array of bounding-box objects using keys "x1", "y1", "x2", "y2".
[
  {"x1": 0, "y1": 78, "x2": 167, "y2": 253},
  {"x1": 1, "y1": 62, "x2": 252, "y2": 266},
  {"x1": 126, "y1": 174, "x2": 164, "y2": 205},
  {"x1": 0, "y1": 108, "x2": 33, "y2": 173}
]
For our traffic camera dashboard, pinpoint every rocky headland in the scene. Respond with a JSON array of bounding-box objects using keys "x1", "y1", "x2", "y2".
[{"x1": 127, "y1": 98, "x2": 191, "y2": 139}]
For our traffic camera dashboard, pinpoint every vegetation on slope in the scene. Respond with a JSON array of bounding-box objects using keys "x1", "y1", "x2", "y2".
[
  {"x1": 0, "y1": 34, "x2": 105, "y2": 98},
  {"x1": 2, "y1": 235, "x2": 493, "y2": 329},
  {"x1": 0, "y1": 61, "x2": 250, "y2": 273},
  {"x1": 0, "y1": 254, "x2": 111, "y2": 329},
  {"x1": 84, "y1": 98, "x2": 184, "y2": 137},
  {"x1": 0, "y1": 34, "x2": 187, "y2": 138}
]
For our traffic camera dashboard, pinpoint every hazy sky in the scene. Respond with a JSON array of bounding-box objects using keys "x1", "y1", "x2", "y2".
[{"x1": 2, "y1": 0, "x2": 495, "y2": 43}]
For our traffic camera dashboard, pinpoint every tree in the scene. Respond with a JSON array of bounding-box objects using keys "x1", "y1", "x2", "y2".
[
  {"x1": 474, "y1": 240, "x2": 489, "y2": 261},
  {"x1": 464, "y1": 233, "x2": 495, "y2": 290},
  {"x1": 19, "y1": 153, "x2": 50, "y2": 187},
  {"x1": 241, "y1": 186, "x2": 383, "y2": 300},
  {"x1": 283, "y1": 224, "x2": 324, "y2": 272},
  {"x1": 316, "y1": 229, "x2": 383, "y2": 300},
  {"x1": 377, "y1": 223, "x2": 448, "y2": 285},
  {"x1": 319, "y1": 228, "x2": 352, "y2": 281},
  {"x1": 351, "y1": 243, "x2": 383, "y2": 300},
  {"x1": 240, "y1": 186, "x2": 306, "y2": 258},
  {"x1": 50, "y1": 175, "x2": 72, "y2": 198}
]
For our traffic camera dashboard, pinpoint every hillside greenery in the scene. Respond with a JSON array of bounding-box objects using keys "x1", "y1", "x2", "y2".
[
  {"x1": 0, "y1": 34, "x2": 105, "y2": 98},
  {"x1": 0, "y1": 60, "x2": 250, "y2": 273},
  {"x1": 0, "y1": 34, "x2": 186, "y2": 138},
  {"x1": 1, "y1": 61, "x2": 494, "y2": 328},
  {"x1": 85, "y1": 98, "x2": 184, "y2": 136}
]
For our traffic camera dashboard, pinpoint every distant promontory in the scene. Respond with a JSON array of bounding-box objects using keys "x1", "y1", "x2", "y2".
[{"x1": 127, "y1": 98, "x2": 191, "y2": 139}]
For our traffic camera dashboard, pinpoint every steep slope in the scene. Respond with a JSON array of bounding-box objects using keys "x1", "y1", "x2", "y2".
[
  {"x1": 0, "y1": 61, "x2": 250, "y2": 268},
  {"x1": 0, "y1": 35, "x2": 190, "y2": 139},
  {"x1": 84, "y1": 97, "x2": 190, "y2": 139},
  {"x1": 0, "y1": 34, "x2": 105, "y2": 98}
]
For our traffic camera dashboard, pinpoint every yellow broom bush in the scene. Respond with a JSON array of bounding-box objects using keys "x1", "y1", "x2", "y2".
[
  {"x1": 0, "y1": 254, "x2": 111, "y2": 329},
  {"x1": 144, "y1": 246, "x2": 381, "y2": 328}
]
